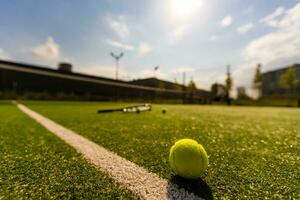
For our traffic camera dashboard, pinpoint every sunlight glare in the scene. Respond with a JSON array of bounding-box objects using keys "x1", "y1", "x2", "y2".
[{"x1": 170, "y1": 0, "x2": 203, "y2": 20}]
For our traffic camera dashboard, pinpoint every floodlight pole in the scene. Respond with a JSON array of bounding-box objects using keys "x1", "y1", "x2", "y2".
[
  {"x1": 182, "y1": 71, "x2": 186, "y2": 86},
  {"x1": 182, "y1": 71, "x2": 186, "y2": 104},
  {"x1": 110, "y1": 52, "x2": 124, "y2": 80},
  {"x1": 227, "y1": 65, "x2": 230, "y2": 76},
  {"x1": 116, "y1": 58, "x2": 119, "y2": 80}
]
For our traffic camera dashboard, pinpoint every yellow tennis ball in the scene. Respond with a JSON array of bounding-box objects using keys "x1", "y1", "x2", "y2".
[{"x1": 169, "y1": 139, "x2": 208, "y2": 179}]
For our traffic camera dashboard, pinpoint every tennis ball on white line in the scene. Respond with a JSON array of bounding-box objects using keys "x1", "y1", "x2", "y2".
[{"x1": 169, "y1": 139, "x2": 208, "y2": 179}]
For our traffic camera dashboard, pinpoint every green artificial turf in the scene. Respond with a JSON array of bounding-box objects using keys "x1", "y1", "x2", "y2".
[
  {"x1": 25, "y1": 101, "x2": 300, "y2": 199},
  {"x1": 0, "y1": 104, "x2": 134, "y2": 199}
]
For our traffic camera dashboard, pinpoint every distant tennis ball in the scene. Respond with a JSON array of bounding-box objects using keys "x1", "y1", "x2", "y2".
[
  {"x1": 169, "y1": 139, "x2": 208, "y2": 179},
  {"x1": 162, "y1": 109, "x2": 167, "y2": 114}
]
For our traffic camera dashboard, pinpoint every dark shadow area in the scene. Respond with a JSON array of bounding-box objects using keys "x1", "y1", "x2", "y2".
[
  {"x1": 0, "y1": 100, "x2": 14, "y2": 105},
  {"x1": 167, "y1": 175, "x2": 213, "y2": 200}
]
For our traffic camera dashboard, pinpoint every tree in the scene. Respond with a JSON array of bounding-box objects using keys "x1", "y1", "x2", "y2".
[
  {"x1": 173, "y1": 79, "x2": 182, "y2": 92},
  {"x1": 225, "y1": 65, "x2": 233, "y2": 105},
  {"x1": 225, "y1": 70, "x2": 232, "y2": 93},
  {"x1": 187, "y1": 80, "x2": 197, "y2": 103},
  {"x1": 187, "y1": 80, "x2": 197, "y2": 91},
  {"x1": 237, "y1": 86, "x2": 251, "y2": 100},
  {"x1": 279, "y1": 67, "x2": 298, "y2": 98},
  {"x1": 210, "y1": 83, "x2": 226, "y2": 101},
  {"x1": 210, "y1": 83, "x2": 218, "y2": 100},
  {"x1": 253, "y1": 63, "x2": 262, "y2": 98}
]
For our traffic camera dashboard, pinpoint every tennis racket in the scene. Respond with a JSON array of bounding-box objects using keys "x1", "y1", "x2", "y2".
[{"x1": 97, "y1": 103, "x2": 152, "y2": 113}]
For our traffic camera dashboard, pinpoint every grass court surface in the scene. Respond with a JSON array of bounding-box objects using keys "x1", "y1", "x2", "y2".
[
  {"x1": 1, "y1": 101, "x2": 299, "y2": 199},
  {"x1": 0, "y1": 102, "x2": 134, "y2": 199}
]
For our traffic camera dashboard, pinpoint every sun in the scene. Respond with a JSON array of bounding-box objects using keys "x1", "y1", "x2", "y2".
[{"x1": 169, "y1": 0, "x2": 203, "y2": 20}]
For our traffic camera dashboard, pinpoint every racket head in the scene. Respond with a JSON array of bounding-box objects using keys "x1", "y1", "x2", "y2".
[{"x1": 123, "y1": 103, "x2": 151, "y2": 113}]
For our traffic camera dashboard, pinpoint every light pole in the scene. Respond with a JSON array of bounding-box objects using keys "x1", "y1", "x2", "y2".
[
  {"x1": 110, "y1": 52, "x2": 124, "y2": 80},
  {"x1": 182, "y1": 71, "x2": 186, "y2": 104},
  {"x1": 182, "y1": 71, "x2": 186, "y2": 86}
]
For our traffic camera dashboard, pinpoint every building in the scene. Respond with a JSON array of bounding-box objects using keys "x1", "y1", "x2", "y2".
[
  {"x1": 236, "y1": 86, "x2": 250, "y2": 99},
  {"x1": 130, "y1": 78, "x2": 183, "y2": 90},
  {"x1": 262, "y1": 64, "x2": 300, "y2": 98},
  {"x1": 130, "y1": 78, "x2": 210, "y2": 103},
  {"x1": 0, "y1": 59, "x2": 210, "y2": 102}
]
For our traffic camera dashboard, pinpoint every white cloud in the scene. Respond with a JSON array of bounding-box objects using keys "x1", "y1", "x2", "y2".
[
  {"x1": 278, "y1": 4, "x2": 300, "y2": 29},
  {"x1": 220, "y1": 15, "x2": 233, "y2": 27},
  {"x1": 0, "y1": 48, "x2": 10, "y2": 60},
  {"x1": 168, "y1": 25, "x2": 188, "y2": 44},
  {"x1": 170, "y1": 66, "x2": 218, "y2": 89},
  {"x1": 104, "y1": 38, "x2": 135, "y2": 51},
  {"x1": 260, "y1": 6, "x2": 285, "y2": 27},
  {"x1": 31, "y1": 37, "x2": 60, "y2": 60},
  {"x1": 231, "y1": 3, "x2": 300, "y2": 97},
  {"x1": 244, "y1": 3, "x2": 300, "y2": 67},
  {"x1": 171, "y1": 66, "x2": 194, "y2": 74},
  {"x1": 138, "y1": 42, "x2": 152, "y2": 56},
  {"x1": 80, "y1": 65, "x2": 129, "y2": 80},
  {"x1": 244, "y1": 30, "x2": 300, "y2": 66},
  {"x1": 104, "y1": 39, "x2": 152, "y2": 55},
  {"x1": 105, "y1": 14, "x2": 129, "y2": 38},
  {"x1": 194, "y1": 70, "x2": 225, "y2": 90},
  {"x1": 60, "y1": 57, "x2": 72, "y2": 63},
  {"x1": 173, "y1": 26, "x2": 187, "y2": 40},
  {"x1": 237, "y1": 22, "x2": 255, "y2": 34},
  {"x1": 209, "y1": 35, "x2": 219, "y2": 41}
]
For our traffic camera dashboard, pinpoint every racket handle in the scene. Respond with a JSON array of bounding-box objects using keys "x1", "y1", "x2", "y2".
[{"x1": 97, "y1": 109, "x2": 123, "y2": 113}]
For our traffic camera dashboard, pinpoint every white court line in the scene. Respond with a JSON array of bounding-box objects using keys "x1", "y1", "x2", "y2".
[{"x1": 17, "y1": 104, "x2": 202, "y2": 200}]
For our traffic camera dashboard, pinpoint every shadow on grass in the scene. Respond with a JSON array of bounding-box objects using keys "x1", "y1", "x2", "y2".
[
  {"x1": 167, "y1": 175, "x2": 213, "y2": 200},
  {"x1": 0, "y1": 100, "x2": 14, "y2": 105}
]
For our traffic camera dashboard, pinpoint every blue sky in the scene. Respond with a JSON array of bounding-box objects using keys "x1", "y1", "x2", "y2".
[{"x1": 0, "y1": 0, "x2": 300, "y2": 94}]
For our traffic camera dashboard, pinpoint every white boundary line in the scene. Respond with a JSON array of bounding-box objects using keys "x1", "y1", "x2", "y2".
[{"x1": 17, "y1": 104, "x2": 202, "y2": 200}]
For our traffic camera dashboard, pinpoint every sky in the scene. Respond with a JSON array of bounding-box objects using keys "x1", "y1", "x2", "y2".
[{"x1": 0, "y1": 0, "x2": 300, "y2": 95}]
